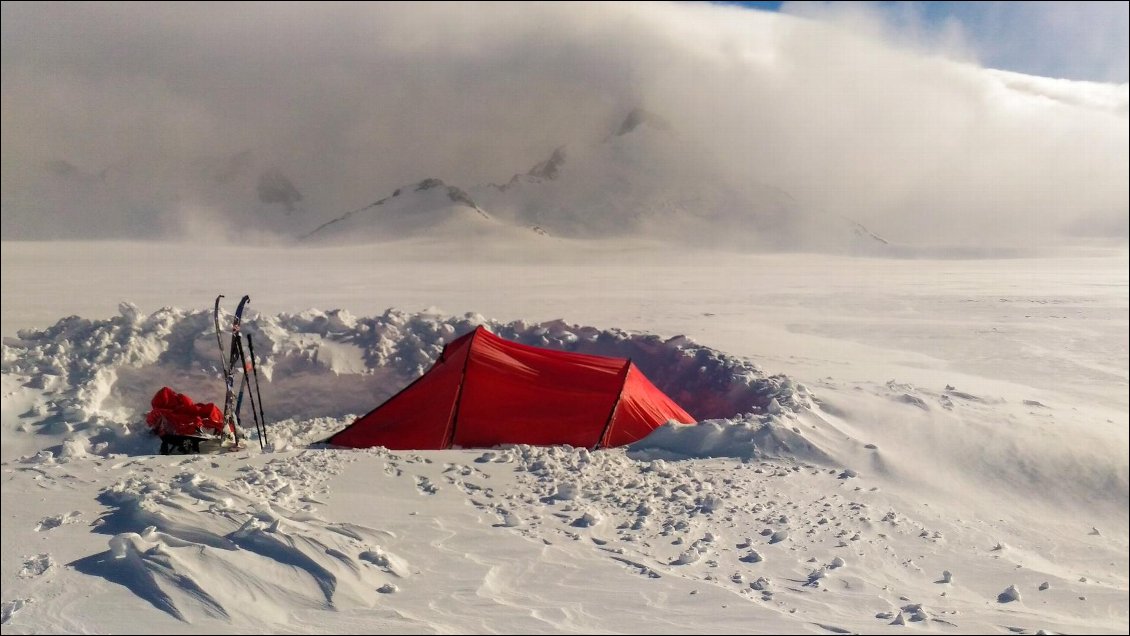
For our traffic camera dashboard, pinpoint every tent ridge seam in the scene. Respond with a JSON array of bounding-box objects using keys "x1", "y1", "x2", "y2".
[
  {"x1": 594, "y1": 359, "x2": 633, "y2": 450},
  {"x1": 444, "y1": 326, "x2": 481, "y2": 449}
]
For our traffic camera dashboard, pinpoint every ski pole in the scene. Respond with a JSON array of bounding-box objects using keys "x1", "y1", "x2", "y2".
[
  {"x1": 247, "y1": 334, "x2": 269, "y2": 448},
  {"x1": 237, "y1": 336, "x2": 264, "y2": 450}
]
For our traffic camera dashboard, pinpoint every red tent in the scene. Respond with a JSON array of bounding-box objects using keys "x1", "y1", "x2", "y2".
[{"x1": 328, "y1": 326, "x2": 694, "y2": 450}]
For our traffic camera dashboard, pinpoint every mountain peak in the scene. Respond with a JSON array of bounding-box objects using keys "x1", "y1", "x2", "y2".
[
  {"x1": 527, "y1": 146, "x2": 567, "y2": 180},
  {"x1": 615, "y1": 108, "x2": 672, "y2": 137},
  {"x1": 415, "y1": 177, "x2": 446, "y2": 192},
  {"x1": 257, "y1": 168, "x2": 303, "y2": 212}
]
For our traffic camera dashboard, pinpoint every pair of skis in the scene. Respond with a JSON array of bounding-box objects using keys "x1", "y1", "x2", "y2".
[{"x1": 214, "y1": 295, "x2": 269, "y2": 450}]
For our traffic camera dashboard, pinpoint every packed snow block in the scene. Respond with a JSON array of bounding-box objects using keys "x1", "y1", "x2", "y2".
[
  {"x1": 998, "y1": 584, "x2": 1021, "y2": 603},
  {"x1": 327, "y1": 326, "x2": 695, "y2": 450}
]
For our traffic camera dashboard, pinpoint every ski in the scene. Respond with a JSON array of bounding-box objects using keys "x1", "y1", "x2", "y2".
[
  {"x1": 221, "y1": 295, "x2": 251, "y2": 446},
  {"x1": 234, "y1": 370, "x2": 248, "y2": 439},
  {"x1": 247, "y1": 334, "x2": 269, "y2": 449},
  {"x1": 213, "y1": 294, "x2": 229, "y2": 376}
]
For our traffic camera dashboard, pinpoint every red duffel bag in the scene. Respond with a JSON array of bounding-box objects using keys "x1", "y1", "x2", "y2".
[{"x1": 145, "y1": 387, "x2": 225, "y2": 437}]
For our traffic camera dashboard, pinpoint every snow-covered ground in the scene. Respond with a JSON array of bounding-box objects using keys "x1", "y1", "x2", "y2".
[{"x1": 2, "y1": 240, "x2": 1127, "y2": 634}]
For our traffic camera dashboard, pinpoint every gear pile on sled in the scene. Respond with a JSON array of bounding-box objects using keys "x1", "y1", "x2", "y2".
[
  {"x1": 145, "y1": 294, "x2": 269, "y2": 455},
  {"x1": 145, "y1": 387, "x2": 225, "y2": 454}
]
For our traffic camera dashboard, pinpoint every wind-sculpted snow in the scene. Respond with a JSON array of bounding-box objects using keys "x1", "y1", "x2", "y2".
[
  {"x1": 628, "y1": 416, "x2": 833, "y2": 464},
  {"x1": 2, "y1": 435, "x2": 1125, "y2": 633},
  {"x1": 2, "y1": 305, "x2": 809, "y2": 460},
  {"x1": 3, "y1": 299, "x2": 1126, "y2": 633},
  {"x1": 71, "y1": 450, "x2": 404, "y2": 624}
]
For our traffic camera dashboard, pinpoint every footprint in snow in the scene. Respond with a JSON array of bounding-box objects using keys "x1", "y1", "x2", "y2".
[
  {"x1": 34, "y1": 511, "x2": 81, "y2": 531},
  {"x1": 1, "y1": 599, "x2": 33, "y2": 625},
  {"x1": 19, "y1": 554, "x2": 54, "y2": 578},
  {"x1": 414, "y1": 476, "x2": 438, "y2": 495}
]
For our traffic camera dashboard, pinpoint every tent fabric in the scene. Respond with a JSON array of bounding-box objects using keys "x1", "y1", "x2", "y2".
[{"x1": 328, "y1": 326, "x2": 694, "y2": 450}]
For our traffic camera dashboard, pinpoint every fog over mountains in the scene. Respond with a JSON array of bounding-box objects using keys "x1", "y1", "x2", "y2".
[
  {"x1": 302, "y1": 109, "x2": 887, "y2": 252},
  {"x1": 2, "y1": 3, "x2": 1126, "y2": 249}
]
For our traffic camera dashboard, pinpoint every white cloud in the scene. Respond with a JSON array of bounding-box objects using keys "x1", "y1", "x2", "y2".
[{"x1": 1, "y1": 1, "x2": 1125, "y2": 245}]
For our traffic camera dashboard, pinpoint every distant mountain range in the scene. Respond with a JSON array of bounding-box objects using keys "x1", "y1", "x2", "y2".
[
  {"x1": 302, "y1": 109, "x2": 888, "y2": 253},
  {"x1": 20, "y1": 108, "x2": 888, "y2": 251}
]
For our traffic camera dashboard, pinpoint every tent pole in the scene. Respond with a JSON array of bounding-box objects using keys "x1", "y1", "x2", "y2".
[
  {"x1": 594, "y1": 360, "x2": 632, "y2": 451},
  {"x1": 443, "y1": 327, "x2": 480, "y2": 449}
]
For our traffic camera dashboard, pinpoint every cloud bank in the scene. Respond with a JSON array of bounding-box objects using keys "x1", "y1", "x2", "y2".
[{"x1": 1, "y1": 1, "x2": 1126, "y2": 246}]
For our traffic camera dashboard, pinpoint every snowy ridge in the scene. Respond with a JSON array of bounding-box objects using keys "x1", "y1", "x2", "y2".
[
  {"x1": 471, "y1": 110, "x2": 880, "y2": 251},
  {"x1": 300, "y1": 178, "x2": 517, "y2": 243},
  {"x1": 302, "y1": 111, "x2": 890, "y2": 252}
]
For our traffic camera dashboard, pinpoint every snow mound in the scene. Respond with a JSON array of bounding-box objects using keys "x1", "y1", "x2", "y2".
[{"x1": 629, "y1": 416, "x2": 832, "y2": 464}]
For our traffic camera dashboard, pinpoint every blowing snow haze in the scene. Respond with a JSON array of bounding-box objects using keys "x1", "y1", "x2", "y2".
[{"x1": 1, "y1": 2, "x2": 1127, "y2": 249}]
